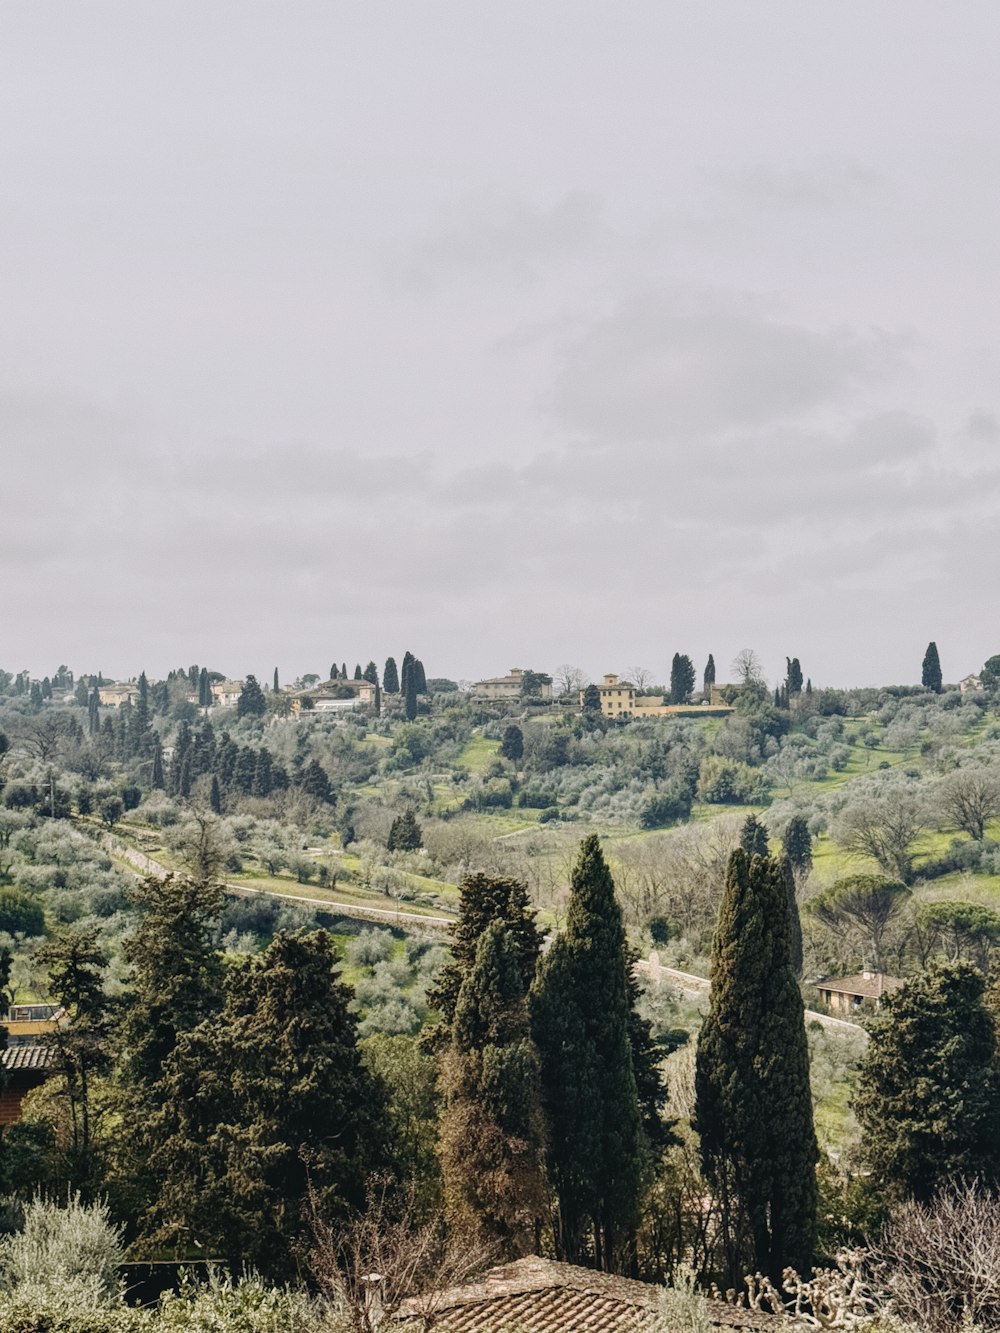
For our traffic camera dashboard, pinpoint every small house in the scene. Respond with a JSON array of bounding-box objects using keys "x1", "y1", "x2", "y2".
[
  {"x1": 816, "y1": 969, "x2": 903, "y2": 1016},
  {"x1": 0, "y1": 1004, "x2": 65, "y2": 1125}
]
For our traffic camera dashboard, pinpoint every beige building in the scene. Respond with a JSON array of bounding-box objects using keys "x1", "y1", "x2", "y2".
[
  {"x1": 211, "y1": 680, "x2": 244, "y2": 708},
  {"x1": 97, "y1": 682, "x2": 139, "y2": 708},
  {"x1": 581, "y1": 674, "x2": 735, "y2": 720},
  {"x1": 291, "y1": 679, "x2": 377, "y2": 714},
  {"x1": 816, "y1": 969, "x2": 903, "y2": 1016},
  {"x1": 471, "y1": 668, "x2": 552, "y2": 703}
]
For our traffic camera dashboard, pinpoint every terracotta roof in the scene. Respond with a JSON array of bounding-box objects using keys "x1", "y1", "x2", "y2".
[
  {"x1": 2, "y1": 1045, "x2": 54, "y2": 1072},
  {"x1": 817, "y1": 971, "x2": 904, "y2": 999},
  {"x1": 396, "y1": 1256, "x2": 774, "y2": 1332}
]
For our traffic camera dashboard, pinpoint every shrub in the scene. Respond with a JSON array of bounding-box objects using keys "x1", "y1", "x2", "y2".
[
  {"x1": 0, "y1": 889, "x2": 44, "y2": 937},
  {"x1": 696, "y1": 756, "x2": 770, "y2": 805}
]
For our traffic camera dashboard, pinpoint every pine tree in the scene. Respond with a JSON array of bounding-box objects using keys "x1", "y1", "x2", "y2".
[
  {"x1": 922, "y1": 641, "x2": 943, "y2": 693},
  {"x1": 532, "y1": 835, "x2": 654, "y2": 1270},
  {"x1": 695, "y1": 850, "x2": 818, "y2": 1286},
  {"x1": 669, "y1": 654, "x2": 696, "y2": 705},
  {"x1": 210, "y1": 774, "x2": 222, "y2": 815},
  {"x1": 383, "y1": 657, "x2": 399, "y2": 694},
  {"x1": 146, "y1": 931, "x2": 387, "y2": 1277},
  {"x1": 855, "y1": 962, "x2": 1000, "y2": 1202},
  {"x1": 429, "y1": 873, "x2": 541, "y2": 1038},
  {"x1": 236, "y1": 675, "x2": 267, "y2": 718},
  {"x1": 439, "y1": 922, "x2": 548, "y2": 1255},
  {"x1": 500, "y1": 724, "x2": 524, "y2": 762},
  {"x1": 739, "y1": 814, "x2": 768, "y2": 857},
  {"x1": 783, "y1": 815, "x2": 812, "y2": 875},
  {"x1": 363, "y1": 661, "x2": 379, "y2": 685}
]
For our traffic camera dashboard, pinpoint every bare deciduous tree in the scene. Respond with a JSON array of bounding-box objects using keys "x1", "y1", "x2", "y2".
[
  {"x1": 832, "y1": 793, "x2": 927, "y2": 884},
  {"x1": 730, "y1": 649, "x2": 765, "y2": 688},
  {"x1": 938, "y1": 768, "x2": 1000, "y2": 841},
  {"x1": 626, "y1": 666, "x2": 654, "y2": 691},
  {"x1": 554, "y1": 664, "x2": 589, "y2": 698}
]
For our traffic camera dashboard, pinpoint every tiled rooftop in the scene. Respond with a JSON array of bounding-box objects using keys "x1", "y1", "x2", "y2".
[
  {"x1": 2, "y1": 1045, "x2": 54, "y2": 1072},
  {"x1": 396, "y1": 1256, "x2": 774, "y2": 1332}
]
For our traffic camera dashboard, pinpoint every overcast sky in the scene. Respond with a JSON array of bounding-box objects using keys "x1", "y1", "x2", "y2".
[{"x1": 4, "y1": 3, "x2": 1000, "y2": 688}]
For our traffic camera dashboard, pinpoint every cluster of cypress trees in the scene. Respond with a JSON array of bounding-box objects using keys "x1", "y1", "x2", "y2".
[{"x1": 432, "y1": 839, "x2": 665, "y2": 1272}]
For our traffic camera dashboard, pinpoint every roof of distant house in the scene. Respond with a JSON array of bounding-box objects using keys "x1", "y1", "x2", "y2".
[
  {"x1": 395, "y1": 1256, "x2": 775, "y2": 1332},
  {"x1": 817, "y1": 971, "x2": 904, "y2": 999}
]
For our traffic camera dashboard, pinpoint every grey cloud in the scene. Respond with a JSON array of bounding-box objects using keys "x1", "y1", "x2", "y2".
[
  {"x1": 547, "y1": 289, "x2": 902, "y2": 444},
  {"x1": 725, "y1": 159, "x2": 885, "y2": 212},
  {"x1": 395, "y1": 191, "x2": 606, "y2": 291}
]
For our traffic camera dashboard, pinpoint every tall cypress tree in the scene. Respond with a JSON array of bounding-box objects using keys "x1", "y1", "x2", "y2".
[
  {"x1": 383, "y1": 657, "x2": 399, "y2": 694},
  {"x1": 703, "y1": 654, "x2": 716, "y2": 695},
  {"x1": 439, "y1": 922, "x2": 548, "y2": 1256},
  {"x1": 151, "y1": 736, "x2": 165, "y2": 790},
  {"x1": 532, "y1": 835, "x2": 654, "y2": 1271},
  {"x1": 404, "y1": 670, "x2": 418, "y2": 721},
  {"x1": 210, "y1": 774, "x2": 222, "y2": 815},
  {"x1": 353, "y1": 663, "x2": 362, "y2": 680},
  {"x1": 272, "y1": 667, "x2": 279, "y2": 693},
  {"x1": 783, "y1": 816, "x2": 812, "y2": 876},
  {"x1": 922, "y1": 641, "x2": 943, "y2": 693},
  {"x1": 739, "y1": 814, "x2": 768, "y2": 857},
  {"x1": 785, "y1": 657, "x2": 803, "y2": 696},
  {"x1": 695, "y1": 850, "x2": 817, "y2": 1286},
  {"x1": 669, "y1": 654, "x2": 695, "y2": 705},
  {"x1": 413, "y1": 658, "x2": 427, "y2": 694}
]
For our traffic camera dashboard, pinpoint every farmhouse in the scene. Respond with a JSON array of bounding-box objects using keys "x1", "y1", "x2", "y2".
[
  {"x1": 97, "y1": 682, "x2": 139, "y2": 708},
  {"x1": 211, "y1": 680, "x2": 244, "y2": 708},
  {"x1": 471, "y1": 668, "x2": 552, "y2": 703},
  {"x1": 816, "y1": 969, "x2": 903, "y2": 1016},
  {"x1": 960, "y1": 673, "x2": 985, "y2": 694},
  {"x1": 292, "y1": 679, "x2": 377, "y2": 713}
]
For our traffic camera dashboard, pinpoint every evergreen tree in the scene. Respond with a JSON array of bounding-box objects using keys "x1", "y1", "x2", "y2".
[
  {"x1": 855, "y1": 962, "x2": 1000, "y2": 1202},
  {"x1": 739, "y1": 814, "x2": 769, "y2": 857},
  {"x1": 400, "y1": 651, "x2": 415, "y2": 696},
  {"x1": 198, "y1": 667, "x2": 211, "y2": 707},
  {"x1": 695, "y1": 850, "x2": 818, "y2": 1286},
  {"x1": 500, "y1": 724, "x2": 524, "y2": 762},
  {"x1": 329, "y1": 663, "x2": 337, "y2": 681},
  {"x1": 252, "y1": 748, "x2": 273, "y2": 797},
  {"x1": 272, "y1": 667, "x2": 279, "y2": 693},
  {"x1": 373, "y1": 679, "x2": 381, "y2": 717},
  {"x1": 353, "y1": 663, "x2": 362, "y2": 680},
  {"x1": 413, "y1": 658, "x2": 427, "y2": 693},
  {"x1": 785, "y1": 657, "x2": 803, "y2": 696},
  {"x1": 363, "y1": 661, "x2": 379, "y2": 685},
  {"x1": 922, "y1": 640, "x2": 943, "y2": 693},
  {"x1": 532, "y1": 835, "x2": 654, "y2": 1270},
  {"x1": 36, "y1": 927, "x2": 112, "y2": 1197},
  {"x1": 383, "y1": 657, "x2": 399, "y2": 694},
  {"x1": 232, "y1": 747, "x2": 256, "y2": 794},
  {"x1": 703, "y1": 654, "x2": 716, "y2": 695},
  {"x1": 404, "y1": 670, "x2": 418, "y2": 721},
  {"x1": 236, "y1": 674, "x2": 267, "y2": 718},
  {"x1": 805, "y1": 678, "x2": 812, "y2": 695},
  {"x1": 151, "y1": 737, "x2": 165, "y2": 790},
  {"x1": 210, "y1": 774, "x2": 222, "y2": 815},
  {"x1": 148, "y1": 932, "x2": 386, "y2": 1277},
  {"x1": 300, "y1": 759, "x2": 335, "y2": 805},
  {"x1": 112, "y1": 876, "x2": 226, "y2": 1221},
  {"x1": 668, "y1": 654, "x2": 695, "y2": 705},
  {"x1": 340, "y1": 662, "x2": 347, "y2": 680},
  {"x1": 773, "y1": 686, "x2": 782, "y2": 708},
  {"x1": 387, "y1": 810, "x2": 422, "y2": 852},
  {"x1": 782, "y1": 857, "x2": 804, "y2": 979},
  {"x1": 177, "y1": 751, "x2": 192, "y2": 798},
  {"x1": 429, "y1": 873, "x2": 541, "y2": 1039},
  {"x1": 783, "y1": 815, "x2": 812, "y2": 875},
  {"x1": 582, "y1": 683, "x2": 601, "y2": 712},
  {"x1": 439, "y1": 922, "x2": 548, "y2": 1255},
  {"x1": 87, "y1": 689, "x2": 100, "y2": 736}
]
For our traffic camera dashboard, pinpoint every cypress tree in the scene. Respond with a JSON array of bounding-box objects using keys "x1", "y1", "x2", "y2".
[
  {"x1": 703, "y1": 654, "x2": 716, "y2": 695},
  {"x1": 87, "y1": 689, "x2": 100, "y2": 735},
  {"x1": 363, "y1": 661, "x2": 378, "y2": 685},
  {"x1": 439, "y1": 922, "x2": 548, "y2": 1255},
  {"x1": 404, "y1": 670, "x2": 418, "y2": 721},
  {"x1": 532, "y1": 835, "x2": 653, "y2": 1270},
  {"x1": 785, "y1": 657, "x2": 803, "y2": 696},
  {"x1": 739, "y1": 814, "x2": 768, "y2": 857},
  {"x1": 383, "y1": 657, "x2": 399, "y2": 694},
  {"x1": 353, "y1": 663, "x2": 362, "y2": 680},
  {"x1": 340, "y1": 662, "x2": 347, "y2": 680},
  {"x1": 300, "y1": 759, "x2": 335, "y2": 805},
  {"x1": 774, "y1": 686, "x2": 782, "y2": 708},
  {"x1": 805, "y1": 678, "x2": 812, "y2": 695},
  {"x1": 210, "y1": 774, "x2": 222, "y2": 815},
  {"x1": 199, "y1": 667, "x2": 211, "y2": 707},
  {"x1": 329, "y1": 663, "x2": 337, "y2": 681},
  {"x1": 151, "y1": 737, "x2": 165, "y2": 790},
  {"x1": 252, "y1": 747, "x2": 273, "y2": 797},
  {"x1": 855, "y1": 962, "x2": 1000, "y2": 1202},
  {"x1": 429, "y1": 872, "x2": 541, "y2": 1039},
  {"x1": 783, "y1": 815, "x2": 812, "y2": 875},
  {"x1": 413, "y1": 658, "x2": 427, "y2": 694},
  {"x1": 695, "y1": 850, "x2": 818, "y2": 1286},
  {"x1": 273, "y1": 667, "x2": 279, "y2": 693},
  {"x1": 373, "y1": 679, "x2": 381, "y2": 717},
  {"x1": 387, "y1": 810, "x2": 422, "y2": 852},
  {"x1": 922, "y1": 640, "x2": 943, "y2": 693}
]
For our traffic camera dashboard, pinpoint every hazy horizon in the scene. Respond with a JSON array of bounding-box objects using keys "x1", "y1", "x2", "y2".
[{"x1": 4, "y1": 3, "x2": 999, "y2": 686}]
